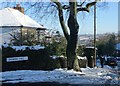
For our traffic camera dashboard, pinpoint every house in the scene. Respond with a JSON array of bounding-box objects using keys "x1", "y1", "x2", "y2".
[{"x1": 0, "y1": 4, "x2": 46, "y2": 45}]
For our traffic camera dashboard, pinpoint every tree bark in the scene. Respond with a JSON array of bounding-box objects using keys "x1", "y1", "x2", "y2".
[{"x1": 67, "y1": 1, "x2": 81, "y2": 71}]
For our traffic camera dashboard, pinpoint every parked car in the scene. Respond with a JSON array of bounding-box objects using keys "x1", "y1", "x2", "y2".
[{"x1": 105, "y1": 57, "x2": 117, "y2": 67}]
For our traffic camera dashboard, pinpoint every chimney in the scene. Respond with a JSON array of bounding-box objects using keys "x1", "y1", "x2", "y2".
[{"x1": 13, "y1": 4, "x2": 24, "y2": 14}]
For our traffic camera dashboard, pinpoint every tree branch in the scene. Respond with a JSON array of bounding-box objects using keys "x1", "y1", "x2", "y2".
[
  {"x1": 78, "y1": 0, "x2": 86, "y2": 7},
  {"x1": 77, "y1": 1, "x2": 97, "y2": 12},
  {"x1": 62, "y1": 5, "x2": 70, "y2": 10},
  {"x1": 9, "y1": 33, "x2": 19, "y2": 41},
  {"x1": 77, "y1": 7, "x2": 89, "y2": 12},
  {"x1": 51, "y1": 4, "x2": 58, "y2": 9},
  {"x1": 25, "y1": 2, "x2": 38, "y2": 12},
  {"x1": 51, "y1": 0, "x2": 70, "y2": 41},
  {"x1": 86, "y1": 2, "x2": 96, "y2": 10}
]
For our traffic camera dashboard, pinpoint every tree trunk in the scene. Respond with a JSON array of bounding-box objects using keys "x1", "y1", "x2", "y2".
[
  {"x1": 67, "y1": 1, "x2": 81, "y2": 71},
  {"x1": 52, "y1": 0, "x2": 97, "y2": 71}
]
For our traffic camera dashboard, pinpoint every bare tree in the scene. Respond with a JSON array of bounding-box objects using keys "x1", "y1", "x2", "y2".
[
  {"x1": 50, "y1": 0, "x2": 97, "y2": 71},
  {"x1": 23, "y1": 0, "x2": 97, "y2": 71}
]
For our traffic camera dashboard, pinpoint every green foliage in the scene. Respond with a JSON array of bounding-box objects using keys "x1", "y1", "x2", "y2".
[
  {"x1": 97, "y1": 33, "x2": 116, "y2": 56},
  {"x1": 46, "y1": 36, "x2": 67, "y2": 56},
  {"x1": 77, "y1": 45, "x2": 85, "y2": 56}
]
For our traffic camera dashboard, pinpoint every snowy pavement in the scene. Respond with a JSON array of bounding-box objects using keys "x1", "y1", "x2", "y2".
[{"x1": 0, "y1": 65, "x2": 119, "y2": 85}]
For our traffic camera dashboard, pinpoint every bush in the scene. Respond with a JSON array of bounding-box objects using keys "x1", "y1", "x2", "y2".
[
  {"x1": 2, "y1": 46, "x2": 69, "y2": 71},
  {"x1": 2, "y1": 46, "x2": 55, "y2": 71},
  {"x1": 45, "y1": 37, "x2": 67, "y2": 56}
]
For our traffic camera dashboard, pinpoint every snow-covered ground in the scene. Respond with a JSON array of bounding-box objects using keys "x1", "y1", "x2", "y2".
[{"x1": 0, "y1": 60, "x2": 119, "y2": 85}]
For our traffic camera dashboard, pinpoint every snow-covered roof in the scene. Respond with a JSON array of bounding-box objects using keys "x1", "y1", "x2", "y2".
[{"x1": 0, "y1": 7, "x2": 46, "y2": 29}]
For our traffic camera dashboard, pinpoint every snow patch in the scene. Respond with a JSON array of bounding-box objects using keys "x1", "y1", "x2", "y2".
[
  {"x1": 1, "y1": 67, "x2": 119, "y2": 84},
  {"x1": 50, "y1": 55, "x2": 66, "y2": 59},
  {"x1": 77, "y1": 56, "x2": 87, "y2": 60},
  {"x1": 97, "y1": 73, "x2": 103, "y2": 76},
  {"x1": 103, "y1": 76, "x2": 112, "y2": 80},
  {"x1": 50, "y1": 56, "x2": 59, "y2": 59},
  {"x1": 1, "y1": 44, "x2": 45, "y2": 51}
]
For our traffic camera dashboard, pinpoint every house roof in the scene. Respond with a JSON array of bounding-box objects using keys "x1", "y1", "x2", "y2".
[{"x1": 0, "y1": 7, "x2": 46, "y2": 29}]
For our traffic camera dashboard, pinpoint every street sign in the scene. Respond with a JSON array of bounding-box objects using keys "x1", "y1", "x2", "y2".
[{"x1": 6, "y1": 56, "x2": 28, "y2": 62}]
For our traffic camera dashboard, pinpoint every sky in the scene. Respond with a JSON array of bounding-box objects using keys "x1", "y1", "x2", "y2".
[
  {"x1": 118, "y1": 2, "x2": 120, "y2": 34},
  {"x1": 76, "y1": 2, "x2": 118, "y2": 35},
  {"x1": 0, "y1": 1, "x2": 118, "y2": 35},
  {"x1": 26, "y1": 2, "x2": 118, "y2": 35}
]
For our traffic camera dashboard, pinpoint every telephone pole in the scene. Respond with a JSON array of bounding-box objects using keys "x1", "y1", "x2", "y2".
[{"x1": 94, "y1": 4, "x2": 96, "y2": 67}]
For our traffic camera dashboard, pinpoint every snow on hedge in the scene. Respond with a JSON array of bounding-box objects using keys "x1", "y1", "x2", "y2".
[
  {"x1": 51, "y1": 56, "x2": 87, "y2": 60},
  {"x1": 50, "y1": 56, "x2": 60, "y2": 59},
  {"x1": 0, "y1": 67, "x2": 119, "y2": 84},
  {"x1": 77, "y1": 56, "x2": 87, "y2": 60},
  {"x1": 1, "y1": 44, "x2": 45, "y2": 51},
  {"x1": 50, "y1": 55, "x2": 66, "y2": 59}
]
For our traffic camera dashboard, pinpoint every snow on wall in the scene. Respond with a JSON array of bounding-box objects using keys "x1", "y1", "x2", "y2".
[{"x1": 1, "y1": 44, "x2": 45, "y2": 51}]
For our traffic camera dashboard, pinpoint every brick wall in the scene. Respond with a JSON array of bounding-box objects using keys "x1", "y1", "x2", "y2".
[{"x1": 13, "y1": 4, "x2": 24, "y2": 14}]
